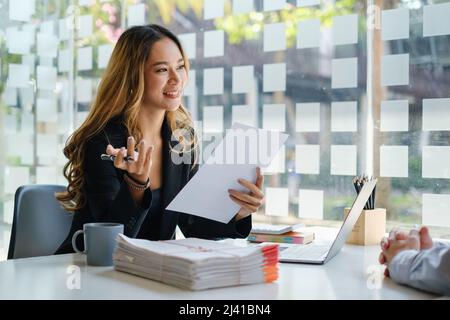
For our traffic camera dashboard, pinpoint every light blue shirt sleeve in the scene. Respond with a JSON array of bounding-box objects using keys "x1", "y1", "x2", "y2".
[{"x1": 389, "y1": 242, "x2": 450, "y2": 296}]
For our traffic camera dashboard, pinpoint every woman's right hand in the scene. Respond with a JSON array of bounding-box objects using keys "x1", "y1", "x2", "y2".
[{"x1": 105, "y1": 136, "x2": 154, "y2": 184}]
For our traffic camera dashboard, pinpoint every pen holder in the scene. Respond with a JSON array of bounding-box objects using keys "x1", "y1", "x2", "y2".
[{"x1": 343, "y1": 208, "x2": 386, "y2": 246}]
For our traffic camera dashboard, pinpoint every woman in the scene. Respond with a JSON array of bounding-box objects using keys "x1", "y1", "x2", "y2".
[{"x1": 55, "y1": 25, "x2": 264, "y2": 254}]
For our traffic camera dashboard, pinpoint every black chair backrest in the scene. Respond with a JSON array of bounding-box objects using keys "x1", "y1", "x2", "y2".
[{"x1": 8, "y1": 185, "x2": 73, "y2": 259}]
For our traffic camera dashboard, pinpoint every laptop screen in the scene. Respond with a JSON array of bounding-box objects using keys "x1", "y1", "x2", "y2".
[{"x1": 324, "y1": 179, "x2": 377, "y2": 263}]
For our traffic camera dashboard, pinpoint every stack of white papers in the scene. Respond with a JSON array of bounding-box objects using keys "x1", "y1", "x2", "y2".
[{"x1": 113, "y1": 234, "x2": 279, "y2": 291}]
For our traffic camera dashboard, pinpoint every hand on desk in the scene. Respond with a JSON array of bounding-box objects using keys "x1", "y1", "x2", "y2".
[
  {"x1": 228, "y1": 167, "x2": 265, "y2": 222},
  {"x1": 378, "y1": 226, "x2": 433, "y2": 277}
]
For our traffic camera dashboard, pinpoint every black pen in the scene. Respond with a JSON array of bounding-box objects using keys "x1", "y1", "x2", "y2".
[
  {"x1": 101, "y1": 154, "x2": 115, "y2": 161},
  {"x1": 100, "y1": 154, "x2": 135, "y2": 162}
]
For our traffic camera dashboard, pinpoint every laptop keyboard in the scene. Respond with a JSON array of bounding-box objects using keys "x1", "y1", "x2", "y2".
[{"x1": 281, "y1": 244, "x2": 330, "y2": 260}]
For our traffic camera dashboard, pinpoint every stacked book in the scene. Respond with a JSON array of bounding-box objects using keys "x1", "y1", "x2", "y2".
[
  {"x1": 248, "y1": 224, "x2": 315, "y2": 244},
  {"x1": 113, "y1": 234, "x2": 279, "y2": 291}
]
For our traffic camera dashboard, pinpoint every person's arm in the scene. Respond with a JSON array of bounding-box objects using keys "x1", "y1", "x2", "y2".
[
  {"x1": 388, "y1": 243, "x2": 450, "y2": 296},
  {"x1": 84, "y1": 137, "x2": 153, "y2": 237}
]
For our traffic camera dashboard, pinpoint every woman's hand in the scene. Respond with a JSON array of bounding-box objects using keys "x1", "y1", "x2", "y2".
[
  {"x1": 105, "y1": 136, "x2": 154, "y2": 184},
  {"x1": 228, "y1": 167, "x2": 265, "y2": 222}
]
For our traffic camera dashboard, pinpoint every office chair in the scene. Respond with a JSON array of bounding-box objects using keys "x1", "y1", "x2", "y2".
[{"x1": 7, "y1": 185, "x2": 73, "y2": 259}]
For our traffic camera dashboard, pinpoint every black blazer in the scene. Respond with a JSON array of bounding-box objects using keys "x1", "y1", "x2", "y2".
[{"x1": 55, "y1": 116, "x2": 252, "y2": 254}]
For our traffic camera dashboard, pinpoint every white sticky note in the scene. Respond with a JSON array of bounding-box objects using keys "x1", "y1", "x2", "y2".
[
  {"x1": 204, "y1": 0, "x2": 224, "y2": 19},
  {"x1": 422, "y1": 194, "x2": 450, "y2": 228},
  {"x1": 263, "y1": 104, "x2": 286, "y2": 131},
  {"x1": 22, "y1": 24, "x2": 36, "y2": 45},
  {"x1": 37, "y1": 66, "x2": 57, "y2": 91},
  {"x1": 6, "y1": 133, "x2": 33, "y2": 164},
  {"x1": 422, "y1": 146, "x2": 450, "y2": 179},
  {"x1": 39, "y1": 56, "x2": 54, "y2": 67},
  {"x1": 263, "y1": 63, "x2": 286, "y2": 92},
  {"x1": 9, "y1": 0, "x2": 35, "y2": 22},
  {"x1": 36, "y1": 99, "x2": 57, "y2": 122},
  {"x1": 19, "y1": 86, "x2": 35, "y2": 109},
  {"x1": 380, "y1": 146, "x2": 408, "y2": 178},
  {"x1": 423, "y1": 3, "x2": 450, "y2": 37},
  {"x1": 380, "y1": 100, "x2": 409, "y2": 132},
  {"x1": 333, "y1": 14, "x2": 358, "y2": 45},
  {"x1": 78, "y1": 15, "x2": 93, "y2": 38},
  {"x1": 232, "y1": 105, "x2": 257, "y2": 127},
  {"x1": 128, "y1": 4, "x2": 146, "y2": 27},
  {"x1": 331, "y1": 145, "x2": 357, "y2": 176},
  {"x1": 382, "y1": 8, "x2": 409, "y2": 41},
  {"x1": 264, "y1": 23, "x2": 286, "y2": 52},
  {"x1": 7, "y1": 64, "x2": 30, "y2": 88},
  {"x1": 76, "y1": 77, "x2": 93, "y2": 103},
  {"x1": 382, "y1": 54, "x2": 409, "y2": 86},
  {"x1": 178, "y1": 33, "x2": 196, "y2": 59},
  {"x1": 296, "y1": 103, "x2": 320, "y2": 132},
  {"x1": 423, "y1": 98, "x2": 450, "y2": 131},
  {"x1": 233, "y1": 0, "x2": 253, "y2": 14},
  {"x1": 203, "y1": 68, "x2": 224, "y2": 95},
  {"x1": 263, "y1": 0, "x2": 286, "y2": 12},
  {"x1": 40, "y1": 20, "x2": 54, "y2": 35},
  {"x1": 265, "y1": 187, "x2": 289, "y2": 217},
  {"x1": 262, "y1": 146, "x2": 285, "y2": 174},
  {"x1": 203, "y1": 106, "x2": 223, "y2": 133},
  {"x1": 36, "y1": 167, "x2": 58, "y2": 184},
  {"x1": 295, "y1": 145, "x2": 320, "y2": 174},
  {"x1": 4, "y1": 167, "x2": 30, "y2": 194},
  {"x1": 298, "y1": 189, "x2": 323, "y2": 220},
  {"x1": 22, "y1": 54, "x2": 35, "y2": 75},
  {"x1": 58, "y1": 111, "x2": 71, "y2": 135},
  {"x1": 232, "y1": 65, "x2": 254, "y2": 94},
  {"x1": 21, "y1": 112, "x2": 35, "y2": 135},
  {"x1": 297, "y1": 0, "x2": 320, "y2": 7},
  {"x1": 37, "y1": 134, "x2": 57, "y2": 155},
  {"x1": 297, "y1": 19, "x2": 320, "y2": 49},
  {"x1": 331, "y1": 101, "x2": 357, "y2": 132},
  {"x1": 184, "y1": 70, "x2": 196, "y2": 97},
  {"x1": 58, "y1": 49, "x2": 71, "y2": 72},
  {"x1": 37, "y1": 33, "x2": 58, "y2": 58},
  {"x1": 332, "y1": 58, "x2": 358, "y2": 89},
  {"x1": 4, "y1": 87, "x2": 18, "y2": 107},
  {"x1": 77, "y1": 46, "x2": 93, "y2": 71},
  {"x1": 204, "y1": 30, "x2": 224, "y2": 58},
  {"x1": 59, "y1": 18, "x2": 69, "y2": 41},
  {"x1": 6, "y1": 28, "x2": 33, "y2": 55},
  {"x1": 4, "y1": 114, "x2": 17, "y2": 134},
  {"x1": 98, "y1": 44, "x2": 114, "y2": 69}
]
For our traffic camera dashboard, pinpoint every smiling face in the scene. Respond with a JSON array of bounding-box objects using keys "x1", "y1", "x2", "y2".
[{"x1": 141, "y1": 37, "x2": 188, "y2": 112}]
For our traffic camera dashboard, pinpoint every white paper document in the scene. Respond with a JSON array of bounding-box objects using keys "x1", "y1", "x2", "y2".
[{"x1": 166, "y1": 123, "x2": 288, "y2": 223}]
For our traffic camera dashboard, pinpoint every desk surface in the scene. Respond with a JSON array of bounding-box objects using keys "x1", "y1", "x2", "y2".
[{"x1": 0, "y1": 243, "x2": 438, "y2": 300}]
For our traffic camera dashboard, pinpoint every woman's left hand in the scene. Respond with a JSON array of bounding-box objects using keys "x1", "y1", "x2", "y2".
[{"x1": 228, "y1": 167, "x2": 265, "y2": 222}]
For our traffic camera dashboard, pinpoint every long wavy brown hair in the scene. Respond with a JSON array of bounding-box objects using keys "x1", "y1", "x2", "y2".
[{"x1": 56, "y1": 24, "x2": 195, "y2": 212}]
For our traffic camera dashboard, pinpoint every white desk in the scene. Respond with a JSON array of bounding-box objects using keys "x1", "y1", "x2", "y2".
[{"x1": 0, "y1": 244, "x2": 437, "y2": 300}]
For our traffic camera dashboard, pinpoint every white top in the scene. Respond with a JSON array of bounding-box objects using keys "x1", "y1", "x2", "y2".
[{"x1": 0, "y1": 243, "x2": 438, "y2": 300}]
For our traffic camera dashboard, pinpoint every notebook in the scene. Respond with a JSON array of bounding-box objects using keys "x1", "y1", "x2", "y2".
[{"x1": 279, "y1": 179, "x2": 377, "y2": 264}]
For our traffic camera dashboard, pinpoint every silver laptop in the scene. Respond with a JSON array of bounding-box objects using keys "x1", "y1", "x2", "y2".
[{"x1": 280, "y1": 179, "x2": 377, "y2": 264}]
